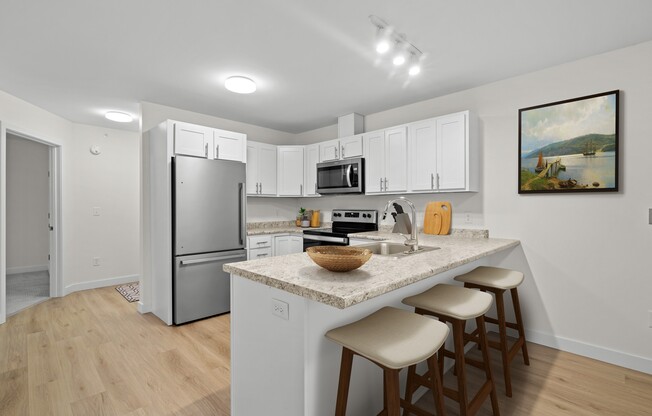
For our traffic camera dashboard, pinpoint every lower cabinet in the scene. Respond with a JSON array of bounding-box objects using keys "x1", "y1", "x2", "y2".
[{"x1": 274, "y1": 235, "x2": 303, "y2": 256}]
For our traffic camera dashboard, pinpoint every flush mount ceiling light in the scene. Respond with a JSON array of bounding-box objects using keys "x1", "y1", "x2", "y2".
[
  {"x1": 369, "y1": 15, "x2": 424, "y2": 76},
  {"x1": 225, "y1": 76, "x2": 257, "y2": 94},
  {"x1": 105, "y1": 111, "x2": 133, "y2": 123}
]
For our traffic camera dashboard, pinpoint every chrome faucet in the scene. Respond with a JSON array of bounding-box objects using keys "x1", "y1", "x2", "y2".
[{"x1": 382, "y1": 197, "x2": 419, "y2": 252}]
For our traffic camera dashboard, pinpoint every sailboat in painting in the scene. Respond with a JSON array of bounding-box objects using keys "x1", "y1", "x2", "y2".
[
  {"x1": 583, "y1": 139, "x2": 596, "y2": 156},
  {"x1": 535, "y1": 151, "x2": 545, "y2": 172}
]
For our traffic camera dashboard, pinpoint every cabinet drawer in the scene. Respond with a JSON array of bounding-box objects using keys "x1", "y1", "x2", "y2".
[
  {"x1": 248, "y1": 235, "x2": 272, "y2": 248},
  {"x1": 249, "y1": 247, "x2": 273, "y2": 260}
]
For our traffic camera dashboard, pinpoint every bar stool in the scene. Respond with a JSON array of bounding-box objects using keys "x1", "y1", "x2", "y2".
[
  {"x1": 403, "y1": 284, "x2": 500, "y2": 416},
  {"x1": 454, "y1": 266, "x2": 529, "y2": 397},
  {"x1": 325, "y1": 306, "x2": 449, "y2": 416}
]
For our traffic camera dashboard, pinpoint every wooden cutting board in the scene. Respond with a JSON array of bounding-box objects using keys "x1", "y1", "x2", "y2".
[{"x1": 423, "y1": 201, "x2": 452, "y2": 235}]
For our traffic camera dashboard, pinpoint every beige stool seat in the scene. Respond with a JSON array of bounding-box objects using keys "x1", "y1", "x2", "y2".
[
  {"x1": 403, "y1": 283, "x2": 493, "y2": 320},
  {"x1": 402, "y1": 284, "x2": 501, "y2": 416},
  {"x1": 327, "y1": 306, "x2": 449, "y2": 415},
  {"x1": 326, "y1": 306, "x2": 449, "y2": 369},
  {"x1": 454, "y1": 266, "x2": 530, "y2": 398},
  {"x1": 454, "y1": 266, "x2": 524, "y2": 290}
]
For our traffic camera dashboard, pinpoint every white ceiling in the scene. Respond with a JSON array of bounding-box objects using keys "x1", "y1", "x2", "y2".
[{"x1": 2, "y1": 0, "x2": 652, "y2": 133}]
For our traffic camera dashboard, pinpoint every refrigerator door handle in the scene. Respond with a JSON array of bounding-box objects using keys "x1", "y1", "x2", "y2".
[
  {"x1": 239, "y1": 182, "x2": 246, "y2": 245},
  {"x1": 180, "y1": 253, "x2": 246, "y2": 265}
]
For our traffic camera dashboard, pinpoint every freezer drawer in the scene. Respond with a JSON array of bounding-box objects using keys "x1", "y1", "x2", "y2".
[{"x1": 174, "y1": 249, "x2": 246, "y2": 324}]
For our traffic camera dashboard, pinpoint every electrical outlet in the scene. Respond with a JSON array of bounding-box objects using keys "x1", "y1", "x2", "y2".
[
  {"x1": 93, "y1": 257, "x2": 100, "y2": 266},
  {"x1": 272, "y1": 298, "x2": 289, "y2": 320},
  {"x1": 92, "y1": 207, "x2": 101, "y2": 216},
  {"x1": 465, "y1": 213, "x2": 472, "y2": 224}
]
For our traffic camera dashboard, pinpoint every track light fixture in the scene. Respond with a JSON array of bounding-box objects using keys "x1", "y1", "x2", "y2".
[{"x1": 369, "y1": 15, "x2": 423, "y2": 76}]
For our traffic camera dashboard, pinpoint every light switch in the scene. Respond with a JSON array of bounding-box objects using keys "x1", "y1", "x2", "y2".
[{"x1": 92, "y1": 207, "x2": 100, "y2": 216}]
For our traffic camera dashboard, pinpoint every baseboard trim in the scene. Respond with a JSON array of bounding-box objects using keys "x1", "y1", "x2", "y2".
[
  {"x1": 137, "y1": 300, "x2": 151, "y2": 314},
  {"x1": 63, "y1": 274, "x2": 139, "y2": 296},
  {"x1": 526, "y1": 329, "x2": 652, "y2": 375},
  {"x1": 6, "y1": 265, "x2": 48, "y2": 275}
]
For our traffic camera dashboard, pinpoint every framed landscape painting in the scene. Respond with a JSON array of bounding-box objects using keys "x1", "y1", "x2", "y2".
[{"x1": 518, "y1": 90, "x2": 619, "y2": 194}]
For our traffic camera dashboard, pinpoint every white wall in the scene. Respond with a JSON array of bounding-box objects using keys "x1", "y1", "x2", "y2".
[
  {"x1": 5, "y1": 133, "x2": 50, "y2": 273},
  {"x1": 66, "y1": 124, "x2": 140, "y2": 291}
]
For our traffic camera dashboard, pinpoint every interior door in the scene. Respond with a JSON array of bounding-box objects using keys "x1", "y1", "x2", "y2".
[{"x1": 174, "y1": 156, "x2": 246, "y2": 255}]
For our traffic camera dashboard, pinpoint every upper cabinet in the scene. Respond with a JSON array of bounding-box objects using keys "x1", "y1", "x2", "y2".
[
  {"x1": 247, "y1": 141, "x2": 277, "y2": 196},
  {"x1": 363, "y1": 127, "x2": 408, "y2": 194},
  {"x1": 174, "y1": 121, "x2": 246, "y2": 162},
  {"x1": 277, "y1": 146, "x2": 304, "y2": 197},
  {"x1": 319, "y1": 135, "x2": 363, "y2": 162},
  {"x1": 303, "y1": 144, "x2": 320, "y2": 197},
  {"x1": 408, "y1": 111, "x2": 472, "y2": 193}
]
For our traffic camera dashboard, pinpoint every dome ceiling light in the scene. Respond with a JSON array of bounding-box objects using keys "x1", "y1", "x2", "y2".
[
  {"x1": 105, "y1": 111, "x2": 134, "y2": 123},
  {"x1": 225, "y1": 76, "x2": 257, "y2": 94}
]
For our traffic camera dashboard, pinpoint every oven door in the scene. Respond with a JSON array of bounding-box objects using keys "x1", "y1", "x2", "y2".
[
  {"x1": 316, "y1": 158, "x2": 364, "y2": 194},
  {"x1": 302, "y1": 234, "x2": 349, "y2": 251}
]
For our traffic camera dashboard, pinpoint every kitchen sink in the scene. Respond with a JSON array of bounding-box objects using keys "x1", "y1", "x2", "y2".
[{"x1": 358, "y1": 241, "x2": 440, "y2": 258}]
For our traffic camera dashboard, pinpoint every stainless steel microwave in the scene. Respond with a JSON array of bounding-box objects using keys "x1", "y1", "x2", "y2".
[{"x1": 316, "y1": 158, "x2": 364, "y2": 194}]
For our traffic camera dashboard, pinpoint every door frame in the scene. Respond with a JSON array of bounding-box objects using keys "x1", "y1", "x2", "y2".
[{"x1": 0, "y1": 125, "x2": 63, "y2": 324}]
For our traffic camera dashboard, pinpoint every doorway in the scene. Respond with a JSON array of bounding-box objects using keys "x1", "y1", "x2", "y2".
[{"x1": 3, "y1": 130, "x2": 61, "y2": 318}]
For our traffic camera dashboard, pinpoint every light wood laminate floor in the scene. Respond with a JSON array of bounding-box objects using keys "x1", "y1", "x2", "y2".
[{"x1": 1, "y1": 285, "x2": 651, "y2": 415}]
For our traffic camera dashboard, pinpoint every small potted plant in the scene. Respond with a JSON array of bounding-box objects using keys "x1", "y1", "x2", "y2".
[{"x1": 296, "y1": 207, "x2": 306, "y2": 227}]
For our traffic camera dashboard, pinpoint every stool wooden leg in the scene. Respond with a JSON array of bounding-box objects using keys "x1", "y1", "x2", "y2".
[
  {"x1": 335, "y1": 348, "x2": 354, "y2": 416},
  {"x1": 452, "y1": 320, "x2": 469, "y2": 416},
  {"x1": 402, "y1": 364, "x2": 417, "y2": 416},
  {"x1": 477, "y1": 316, "x2": 500, "y2": 416},
  {"x1": 384, "y1": 368, "x2": 401, "y2": 416},
  {"x1": 427, "y1": 354, "x2": 446, "y2": 416},
  {"x1": 495, "y1": 290, "x2": 512, "y2": 397},
  {"x1": 511, "y1": 288, "x2": 530, "y2": 366}
]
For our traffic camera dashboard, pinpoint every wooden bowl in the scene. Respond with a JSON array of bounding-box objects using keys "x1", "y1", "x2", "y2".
[{"x1": 306, "y1": 246, "x2": 372, "y2": 272}]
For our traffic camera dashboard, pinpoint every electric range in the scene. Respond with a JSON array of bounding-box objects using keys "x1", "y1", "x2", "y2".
[{"x1": 302, "y1": 209, "x2": 378, "y2": 250}]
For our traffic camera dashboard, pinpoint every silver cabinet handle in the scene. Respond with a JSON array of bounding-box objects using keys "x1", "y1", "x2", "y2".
[
  {"x1": 335, "y1": 147, "x2": 339, "y2": 159},
  {"x1": 256, "y1": 182, "x2": 259, "y2": 194},
  {"x1": 436, "y1": 173, "x2": 440, "y2": 190},
  {"x1": 341, "y1": 146, "x2": 345, "y2": 158},
  {"x1": 216, "y1": 144, "x2": 220, "y2": 159},
  {"x1": 256, "y1": 253, "x2": 269, "y2": 257},
  {"x1": 384, "y1": 177, "x2": 388, "y2": 191},
  {"x1": 256, "y1": 241, "x2": 267, "y2": 245},
  {"x1": 379, "y1": 178, "x2": 383, "y2": 192},
  {"x1": 260, "y1": 182, "x2": 263, "y2": 194},
  {"x1": 204, "y1": 142, "x2": 208, "y2": 158},
  {"x1": 431, "y1": 173, "x2": 434, "y2": 190},
  {"x1": 300, "y1": 184, "x2": 303, "y2": 195}
]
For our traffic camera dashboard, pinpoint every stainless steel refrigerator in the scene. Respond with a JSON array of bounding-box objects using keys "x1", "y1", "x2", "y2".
[{"x1": 172, "y1": 155, "x2": 246, "y2": 324}]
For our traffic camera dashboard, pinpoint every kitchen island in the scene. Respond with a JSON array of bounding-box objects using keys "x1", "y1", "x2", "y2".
[{"x1": 225, "y1": 231, "x2": 520, "y2": 416}]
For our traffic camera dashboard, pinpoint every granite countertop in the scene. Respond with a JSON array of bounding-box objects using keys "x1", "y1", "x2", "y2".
[
  {"x1": 225, "y1": 230, "x2": 520, "y2": 309},
  {"x1": 246, "y1": 221, "x2": 331, "y2": 236}
]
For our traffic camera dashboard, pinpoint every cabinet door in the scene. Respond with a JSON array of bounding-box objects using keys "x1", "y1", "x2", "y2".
[
  {"x1": 409, "y1": 119, "x2": 437, "y2": 192},
  {"x1": 258, "y1": 143, "x2": 277, "y2": 195},
  {"x1": 277, "y1": 147, "x2": 304, "y2": 196},
  {"x1": 248, "y1": 246, "x2": 273, "y2": 260},
  {"x1": 174, "y1": 122, "x2": 211, "y2": 157},
  {"x1": 274, "y1": 235, "x2": 291, "y2": 256},
  {"x1": 385, "y1": 126, "x2": 408, "y2": 193},
  {"x1": 340, "y1": 135, "x2": 363, "y2": 159},
  {"x1": 289, "y1": 236, "x2": 303, "y2": 254},
  {"x1": 319, "y1": 139, "x2": 340, "y2": 162},
  {"x1": 436, "y1": 113, "x2": 466, "y2": 190},
  {"x1": 304, "y1": 144, "x2": 320, "y2": 196},
  {"x1": 246, "y1": 143, "x2": 259, "y2": 195},
  {"x1": 364, "y1": 131, "x2": 385, "y2": 193},
  {"x1": 214, "y1": 129, "x2": 246, "y2": 162}
]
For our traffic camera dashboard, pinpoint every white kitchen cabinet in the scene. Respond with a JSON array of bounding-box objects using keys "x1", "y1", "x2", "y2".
[
  {"x1": 174, "y1": 122, "x2": 213, "y2": 158},
  {"x1": 277, "y1": 146, "x2": 304, "y2": 197},
  {"x1": 247, "y1": 141, "x2": 277, "y2": 196},
  {"x1": 274, "y1": 235, "x2": 303, "y2": 256},
  {"x1": 174, "y1": 122, "x2": 246, "y2": 161},
  {"x1": 214, "y1": 128, "x2": 246, "y2": 162},
  {"x1": 408, "y1": 111, "x2": 470, "y2": 192},
  {"x1": 319, "y1": 136, "x2": 363, "y2": 162},
  {"x1": 303, "y1": 144, "x2": 320, "y2": 196},
  {"x1": 363, "y1": 127, "x2": 408, "y2": 194},
  {"x1": 249, "y1": 246, "x2": 273, "y2": 260}
]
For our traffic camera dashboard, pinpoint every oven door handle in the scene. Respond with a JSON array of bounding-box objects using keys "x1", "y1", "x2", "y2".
[
  {"x1": 346, "y1": 165, "x2": 352, "y2": 188},
  {"x1": 303, "y1": 235, "x2": 348, "y2": 244}
]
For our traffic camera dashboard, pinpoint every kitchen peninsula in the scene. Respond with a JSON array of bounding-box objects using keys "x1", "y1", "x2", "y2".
[{"x1": 225, "y1": 231, "x2": 520, "y2": 416}]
